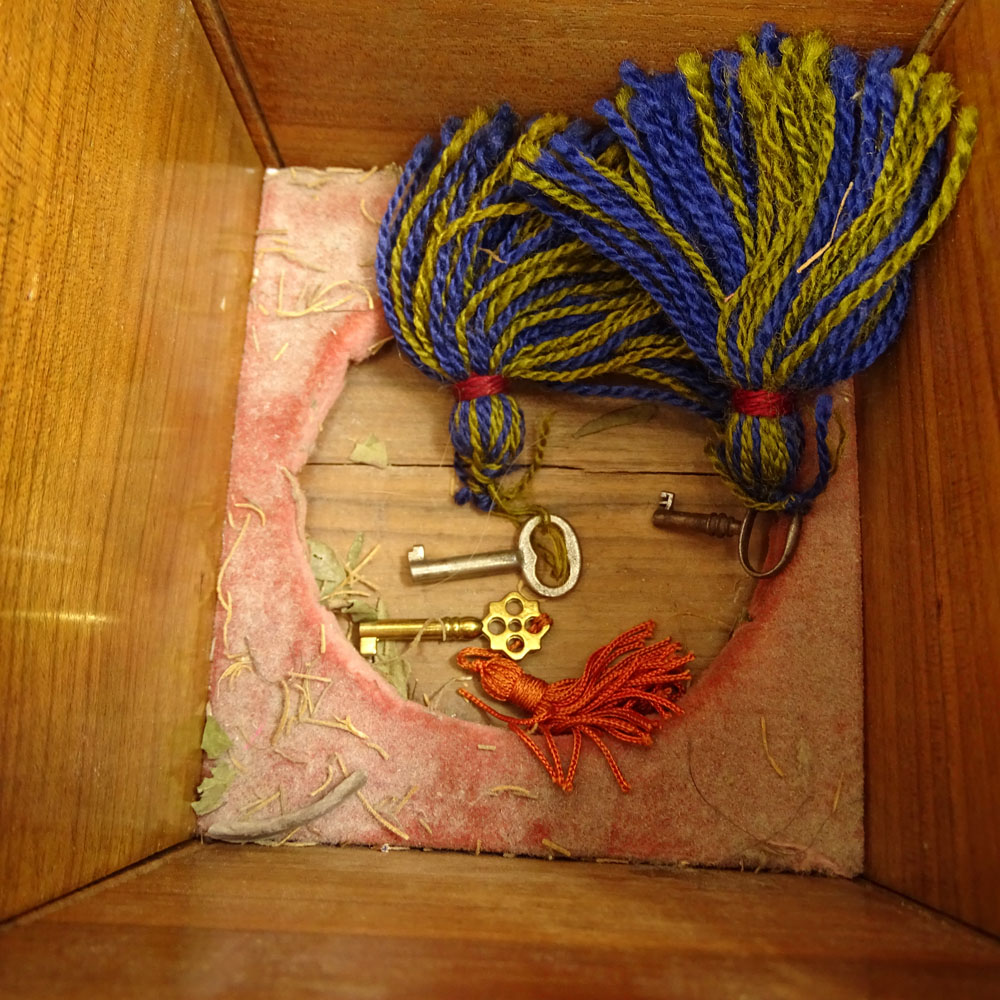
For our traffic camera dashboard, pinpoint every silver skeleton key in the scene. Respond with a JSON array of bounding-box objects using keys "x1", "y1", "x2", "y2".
[{"x1": 407, "y1": 514, "x2": 581, "y2": 598}]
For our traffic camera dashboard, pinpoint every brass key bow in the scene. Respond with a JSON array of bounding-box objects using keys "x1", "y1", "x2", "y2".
[{"x1": 357, "y1": 592, "x2": 549, "y2": 661}]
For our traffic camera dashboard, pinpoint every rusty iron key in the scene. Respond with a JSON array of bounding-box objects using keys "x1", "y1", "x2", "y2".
[{"x1": 652, "y1": 490, "x2": 802, "y2": 579}]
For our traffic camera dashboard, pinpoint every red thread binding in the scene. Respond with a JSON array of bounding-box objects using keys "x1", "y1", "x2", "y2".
[
  {"x1": 452, "y1": 374, "x2": 509, "y2": 401},
  {"x1": 731, "y1": 388, "x2": 797, "y2": 418}
]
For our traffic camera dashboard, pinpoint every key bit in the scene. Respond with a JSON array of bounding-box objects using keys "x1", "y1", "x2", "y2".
[
  {"x1": 407, "y1": 513, "x2": 581, "y2": 598},
  {"x1": 357, "y1": 592, "x2": 550, "y2": 661}
]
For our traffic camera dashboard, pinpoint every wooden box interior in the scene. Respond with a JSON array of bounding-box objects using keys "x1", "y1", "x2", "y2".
[{"x1": 2, "y1": 0, "x2": 998, "y2": 995}]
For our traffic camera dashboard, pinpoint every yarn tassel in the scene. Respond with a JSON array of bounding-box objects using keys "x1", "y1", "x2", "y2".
[
  {"x1": 376, "y1": 106, "x2": 717, "y2": 521},
  {"x1": 515, "y1": 26, "x2": 977, "y2": 512},
  {"x1": 456, "y1": 622, "x2": 693, "y2": 792}
]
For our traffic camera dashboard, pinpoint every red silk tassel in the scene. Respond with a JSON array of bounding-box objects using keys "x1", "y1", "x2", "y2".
[{"x1": 456, "y1": 622, "x2": 693, "y2": 792}]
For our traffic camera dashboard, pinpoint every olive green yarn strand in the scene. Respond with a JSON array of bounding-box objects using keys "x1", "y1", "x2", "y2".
[
  {"x1": 746, "y1": 35, "x2": 835, "y2": 373},
  {"x1": 611, "y1": 85, "x2": 659, "y2": 209},
  {"x1": 734, "y1": 41, "x2": 829, "y2": 372},
  {"x1": 582, "y1": 145, "x2": 726, "y2": 306},
  {"x1": 522, "y1": 336, "x2": 672, "y2": 382},
  {"x1": 433, "y1": 202, "x2": 534, "y2": 249},
  {"x1": 475, "y1": 248, "x2": 616, "y2": 348},
  {"x1": 857, "y1": 70, "x2": 958, "y2": 260},
  {"x1": 516, "y1": 145, "x2": 726, "y2": 308},
  {"x1": 878, "y1": 57, "x2": 933, "y2": 192},
  {"x1": 411, "y1": 196, "x2": 468, "y2": 369},
  {"x1": 739, "y1": 48, "x2": 788, "y2": 255},
  {"x1": 776, "y1": 106, "x2": 978, "y2": 381},
  {"x1": 508, "y1": 297, "x2": 665, "y2": 373},
  {"x1": 461, "y1": 396, "x2": 524, "y2": 502},
  {"x1": 409, "y1": 119, "x2": 535, "y2": 369},
  {"x1": 774, "y1": 75, "x2": 968, "y2": 378},
  {"x1": 413, "y1": 194, "x2": 510, "y2": 371},
  {"x1": 738, "y1": 415, "x2": 756, "y2": 488},
  {"x1": 770, "y1": 36, "x2": 810, "y2": 200},
  {"x1": 487, "y1": 278, "x2": 650, "y2": 369},
  {"x1": 731, "y1": 51, "x2": 786, "y2": 370},
  {"x1": 771, "y1": 66, "x2": 954, "y2": 355},
  {"x1": 452, "y1": 241, "x2": 582, "y2": 352},
  {"x1": 441, "y1": 205, "x2": 537, "y2": 369},
  {"x1": 678, "y1": 53, "x2": 755, "y2": 260},
  {"x1": 628, "y1": 367, "x2": 715, "y2": 408},
  {"x1": 757, "y1": 62, "x2": 838, "y2": 377},
  {"x1": 850, "y1": 276, "x2": 899, "y2": 353},
  {"x1": 710, "y1": 413, "x2": 798, "y2": 512},
  {"x1": 390, "y1": 110, "x2": 491, "y2": 368},
  {"x1": 513, "y1": 159, "x2": 655, "y2": 258},
  {"x1": 829, "y1": 61, "x2": 944, "y2": 268}
]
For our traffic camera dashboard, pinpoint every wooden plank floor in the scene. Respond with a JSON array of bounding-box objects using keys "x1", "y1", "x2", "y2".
[
  {"x1": 3, "y1": 843, "x2": 1000, "y2": 999},
  {"x1": 303, "y1": 345, "x2": 757, "y2": 717}
]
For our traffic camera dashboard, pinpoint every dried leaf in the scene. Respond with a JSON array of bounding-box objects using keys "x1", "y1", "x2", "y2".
[
  {"x1": 308, "y1": 537, "x2": 346, "y2": 585},
  {"x1": 572, "y1": 403, "x2": 657, "y2": 438},
  {"x1": 323, "y1": 595, "x2": 354, "y2": 612},
  {"x1": 201, "y1": 715, "x2": 232, "y2": 758},
  {"x1": 191, "y1": 762, "x2": 237, "y2": 816},
  {"x1": 344, "y1": 600, "x2": 379, "y2": 623},
  {"x1": 349, "y1": 434, "x2": 389, "y2": 468},
  {"x1": 372, "y1": 651, "x2": 410, "y2": 699},
  {"x1": 346, "y1": 532, "x2": 365, "y2": 567}
]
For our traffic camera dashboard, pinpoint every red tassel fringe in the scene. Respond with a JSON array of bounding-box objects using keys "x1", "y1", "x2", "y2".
[{"x1": 456, "y1": 621, "x2": 693, "y2": 792}]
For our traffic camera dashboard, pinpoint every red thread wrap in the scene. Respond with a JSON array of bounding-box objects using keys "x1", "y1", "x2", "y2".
[
  {"x1": 452, "y1": 374, "x2": 509, "y2": 402},
  {"x1": 731, "y1": 388, "x2": 797, "y2": 418}
]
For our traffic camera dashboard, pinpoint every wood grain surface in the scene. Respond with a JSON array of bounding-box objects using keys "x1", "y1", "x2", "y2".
[
  {"x1": 859, "y1": 0, "x2": 1000, "y2": 936},
  {"x1": 191, "y1": 0, "x2": 283, "y2": 167},
  {"x1": 304, "y1": 348, "x2": 758, "y2": 717},
  {"x1": 4, "y1": 843, "x2": 1000, "y2": 999},
  {"x1": 215, "y1": 0, "x2": 943, "y2": 166},
  {"x1": 0, "y1": 0, "x2": 261, "y2": 920}
]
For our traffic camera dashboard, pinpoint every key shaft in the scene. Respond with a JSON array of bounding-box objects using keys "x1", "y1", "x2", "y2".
[
  {"x1": 406, "y1": 547, "x2": 519, "y2": 583},
  {"x1": 358, "y1": 616, "x2": 482, "y2": 657}
]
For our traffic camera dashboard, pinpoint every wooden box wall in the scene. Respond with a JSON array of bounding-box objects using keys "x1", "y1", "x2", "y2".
[{"x1": 2, "y1": 0, "x2": 998, "y2": 994}]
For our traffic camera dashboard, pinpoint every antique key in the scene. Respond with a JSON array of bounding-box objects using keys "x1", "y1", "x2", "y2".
[
  {"x1": 407, "y1": 514, "x2": 581, "y2": 598},
  {"x1": 652, "y1": 490, "x2": 802, "y2": 579},
  {"x1": 357, "y1": 592, "x2": 550, "y2": 661}
]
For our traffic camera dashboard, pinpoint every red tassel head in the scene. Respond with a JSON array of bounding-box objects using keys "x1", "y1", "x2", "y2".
[
  {"x1": 456, "y1": 621, "x2": 693, "y2": 792},
  {"x1": 460, "y1": 649, "x2": 548, "y2": 709}
]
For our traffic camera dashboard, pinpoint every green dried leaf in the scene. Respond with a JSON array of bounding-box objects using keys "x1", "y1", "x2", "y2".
[
  {"x1": 349, "y1": 434, "x2": 389, "y2": 469},
  {"x1": 323, "y1": 595, "x2": 353, "y2": 612},
  {"x1": 572, "y1": 403, "x2": 657, "y2": 439},
  {"x1": 191, "y1": 762, "x2": 237, "y2": 816},
  {"x1": 201, "y1": 715, "x2": 232, "y2": 758},
  {"x1": 308, "y1": 537, "x2": 346, "y2": 585},
  {"x1": 347, "y1": 532, "x2": 365, "y2": 568},
  {"x1": 372, "y1": 651, "x2": 410, "y2": 699},
  {"x1": 345, "y1": 600, "x2": 379, "y2": 623}
]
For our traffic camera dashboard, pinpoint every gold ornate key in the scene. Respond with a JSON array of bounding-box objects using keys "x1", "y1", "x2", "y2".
[{"x1": 357, "y1": 592, "x2": 550, "y2": 661}]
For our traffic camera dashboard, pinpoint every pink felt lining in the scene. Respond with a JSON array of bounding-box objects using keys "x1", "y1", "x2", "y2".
[{"x1": 201, "y1": 169, "x2": 863, "y2": 874}]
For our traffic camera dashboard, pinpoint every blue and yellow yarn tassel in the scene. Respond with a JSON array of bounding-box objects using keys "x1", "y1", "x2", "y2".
[
  {"x1": 515, "y1": 26, "x2": 978, "y2": 512},
  {"x1": 376, "y1": 106, "x2": 717, "y2": 518}
]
